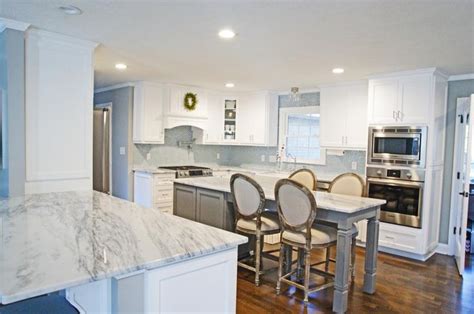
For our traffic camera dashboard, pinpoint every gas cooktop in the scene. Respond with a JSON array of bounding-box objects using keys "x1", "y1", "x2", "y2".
[{"x1": 159, "y1": 166, "x2": 213, "y2": 178}]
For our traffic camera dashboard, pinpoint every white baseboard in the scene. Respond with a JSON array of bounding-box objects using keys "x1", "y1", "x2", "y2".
[{"x1": 435, "y1": 243, "x2": 451, "y2": 255}]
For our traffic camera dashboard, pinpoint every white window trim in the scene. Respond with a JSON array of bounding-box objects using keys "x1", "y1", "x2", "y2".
[{"x1": 278, "y1": 106, "x2": 326, "y2": 165}]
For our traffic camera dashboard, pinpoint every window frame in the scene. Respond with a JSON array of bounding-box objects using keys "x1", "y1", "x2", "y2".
[{"x1": 278, "y1": 106, "x2": 326, "y2": 165}]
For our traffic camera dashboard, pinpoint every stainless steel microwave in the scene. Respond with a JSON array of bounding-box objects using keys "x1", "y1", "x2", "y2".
[{"x1": 367, "y1": 126, "x2": 427, "y2": 168}]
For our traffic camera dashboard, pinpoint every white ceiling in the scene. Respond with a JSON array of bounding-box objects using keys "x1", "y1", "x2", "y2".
[{"x1": 1, "y1": 0, "x2": 473, "y2": 91}]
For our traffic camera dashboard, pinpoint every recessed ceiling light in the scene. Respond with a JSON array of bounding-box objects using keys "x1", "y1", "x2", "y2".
[
  {"x1": 59, "y1": 5, "x2": 82, "y2": 15},
  {"x1": 332, "y1": 68, "x2": 345, "y2": 74},
  {"x1": 225, "y1": 82, "x2": 235, "y2": 88},
  {"x1": 218, "y1": 29, "x2": 236, "y2": 39},
  {"x1": 115, "y1": 63, "x2": 127, "y2": 70}
]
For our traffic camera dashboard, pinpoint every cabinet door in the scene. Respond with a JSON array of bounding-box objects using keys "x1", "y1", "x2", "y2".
[
  {"x1": 237, "y1": 92, "x2": 267, "y2": 145},
  {"x1": 134, "y1": 172, "x2": 153, "y2": 208},
  {"x1": 398, "y1": 74, "x2": 431, "y2": 124},
  {"x1": 320, "y1": 86, "x2": 347, "y2": 148},
  {"x1": 133, "y1": 82, "x2": 164, "y2": 144},
  {"x1": 204, "y1": 92, "x2": 223, "y2": 144},
  {"x1": 368, "y1": 79, "x2": 398, "y2": 124},
  {"x1": 143, "y1": 83, "x2": 164, "y2": 143},
  {"x1": 196, "y1": 188, "x2": 226, "y2": 229},
  {"x1": 174, "y1": 184, "x2": 196, "y2": 221},
  {"x1": 345, "y1": 83, "x2": 368, "y2": 148}
]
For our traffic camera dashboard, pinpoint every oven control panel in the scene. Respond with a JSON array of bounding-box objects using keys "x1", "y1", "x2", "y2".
[{"x1": 366, "y1": 166, "x2": 425, "y2": 182}]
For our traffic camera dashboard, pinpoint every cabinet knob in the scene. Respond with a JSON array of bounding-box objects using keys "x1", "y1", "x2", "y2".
[{"x1": 376, "y1": 170, "x2": 382, "y2": 175}]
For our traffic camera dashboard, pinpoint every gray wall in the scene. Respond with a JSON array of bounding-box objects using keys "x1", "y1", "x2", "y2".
[
  {"x1": 94, "y1": 87, "x2": 134, "y2": 201},
  {"x1": 0, "y1": 29, "x2": 26, "y2": 197},
  {"x1": 439, "y1": 79, "x2": 474, "y2": 244}
]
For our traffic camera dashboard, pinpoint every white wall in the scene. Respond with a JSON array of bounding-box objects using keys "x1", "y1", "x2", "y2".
[{"x1": 24, "y1": 29, "x2": 97, "y2": 194}]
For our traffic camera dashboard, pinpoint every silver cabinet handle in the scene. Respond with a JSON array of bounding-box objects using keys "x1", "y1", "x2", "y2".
[
  {"x1": 342, "y1": 136, "x2": 344, "y2": 145},
  {"x1": 397, "y1": 110, "x2": 402, "y2": 121},
  {"x1": 393, "y1": 110, "x2": 397, "y2": 121}
]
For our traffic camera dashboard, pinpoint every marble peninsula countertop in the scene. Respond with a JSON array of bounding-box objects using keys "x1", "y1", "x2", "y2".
[
  {"x1": 175, "y1": 175, "x2": 385, "y2": 214},
  {"x1": 0, "y1": 191, "x2": 246, "y2": 304}
]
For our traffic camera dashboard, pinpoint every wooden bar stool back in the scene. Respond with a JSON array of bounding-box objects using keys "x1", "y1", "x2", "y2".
[
  {"x1": 275, "y1": 178, "x2": 337, "y2": 304},
  {"x1": 230, "y1": 173, "x2": 280, "y2": 286},
  {"x1": 289, "y1": 168, "x2": 317, "y2": 191}
]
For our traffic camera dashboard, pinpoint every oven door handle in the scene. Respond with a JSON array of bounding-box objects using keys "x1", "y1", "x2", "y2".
[{"x1": 367, "y1": 177, "x2": 424, "y2": 188}]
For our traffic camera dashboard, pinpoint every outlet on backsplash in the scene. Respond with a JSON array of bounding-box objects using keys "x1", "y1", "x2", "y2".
[
  {"x1": 146, "y1": 153, "x2": 151, "y2": 161},
  {"x1": 351, "y1": 161, "x2": 357, "y2": 170},
  {"x1": 216, "y1": 153, "x2": 220, "y2": 160},
  {"x1": 261, "y1": 155, "x2": 265, "y2": 162}
]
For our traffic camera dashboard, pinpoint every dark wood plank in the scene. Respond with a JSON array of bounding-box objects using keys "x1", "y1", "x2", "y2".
[{"x1": 237, "y1": 246, "x2": 474, "y2": 313}]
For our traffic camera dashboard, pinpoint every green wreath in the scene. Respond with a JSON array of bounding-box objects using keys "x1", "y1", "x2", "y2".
[{"x1": 183, "y1": 92, "x2": 198, "y2": 111}]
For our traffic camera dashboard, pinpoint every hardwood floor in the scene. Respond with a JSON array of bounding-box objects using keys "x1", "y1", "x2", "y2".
[{"x1": 237, "y1": 246, "x2": 474, "y2": 313}]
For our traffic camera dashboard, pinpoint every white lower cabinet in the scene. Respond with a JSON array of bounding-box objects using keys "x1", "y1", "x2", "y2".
[
  {"x1": 134, "y1": 171, "x2": 175, "y2": 214},
  {"x1": 144, "y1": 248, "x2": 238, "y2": 313},
  {"x1": 66, "y1": 248, "x2": 239, "y2": 313}
]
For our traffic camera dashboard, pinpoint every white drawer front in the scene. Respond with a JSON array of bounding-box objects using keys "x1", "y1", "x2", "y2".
[
  {"x1": 155, "y1": 201, "x2": 173, "y2": 214},
  {"x1": 154, "y1": 190, "x2": 173, "y2": 203},
  {"x1": 378, "y1": 229, "x2": 418, "y2": 252},
  {"x1": 154, "y1": 181, "x2": 174, "y2": 190}
]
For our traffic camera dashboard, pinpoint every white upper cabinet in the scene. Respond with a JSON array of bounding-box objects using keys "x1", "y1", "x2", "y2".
[
  {"x1": 368, "y1": 79, "x2": 399, "y2": 123},
  {"x1": 198, "y1": 90, "x2": 278, "y2": 147},
  {"x1": 204, "y1": 91, "x2": 224, "y2": 144},
  {"x1": 238, "y1": 92, "x2": 268, "y2": 145},
  {"x1": 398, "y1": 75, "x2": 431, "y2": 123},
  {"x1": 368, "y1": 70, "x2": 437, "y2": 125},
  {"x1": 133, "y1": 82, "x2": 165, "y2": 144},
  {"x1": 320, "y1": 82, "x2": 368, "y2": 149}
]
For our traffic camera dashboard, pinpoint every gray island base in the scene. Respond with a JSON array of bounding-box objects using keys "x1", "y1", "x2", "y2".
[
  {"x1": 0, "y1": 191, "x2": 247, "y2": 313},
  {"x1": 174, "y1": 175, "x2": 385, "y2": 313}
]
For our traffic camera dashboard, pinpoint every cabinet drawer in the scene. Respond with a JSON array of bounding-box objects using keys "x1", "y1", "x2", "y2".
[
  {"x1": 378, "y1": 229, "x2": 418, "y2": 252},
  {"x1": 154, "y1": 181, "x2": 174, "y2": 190},
  {"x1": 155, "y1": 201, "x2": 173, "y2": 214},
  {"x1": 154, "y1": 189, "x2": 173, "y2": 201}
]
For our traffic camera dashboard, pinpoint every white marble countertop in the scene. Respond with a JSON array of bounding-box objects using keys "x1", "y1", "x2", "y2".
[
  {"x1": 132, "y1": 167, "x2": 176, "y2": 175},
  {"x1": 0, "y1": 191, "x2": 246, "y2": 304},
  {"x1": 133, "y1": 164, "x2": 351, "y2": 182},
  {"x1": 174, "y1": 175, "x2": 385, "y2": 214}
]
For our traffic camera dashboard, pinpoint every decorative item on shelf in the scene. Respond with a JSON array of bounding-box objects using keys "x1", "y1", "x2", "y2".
[
  {"x1": 289, "y1": 87, "x2": 300, "y2": 103},
  {"x1": 183, "y1": 92, "x2": 198, "y2": 111}
]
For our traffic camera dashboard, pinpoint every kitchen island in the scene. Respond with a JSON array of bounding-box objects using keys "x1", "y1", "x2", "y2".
[
  {"x1": 174, "y1": 175, "x2": 385, "y2": 313},
  {"x1": 0, "y1": 191, "x2": 246, "y2": 313}
]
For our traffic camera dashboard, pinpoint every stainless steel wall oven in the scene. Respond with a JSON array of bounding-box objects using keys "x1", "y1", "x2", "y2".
[{"x1": 366, "y1": 167, "x2": 424, "y2": 228}]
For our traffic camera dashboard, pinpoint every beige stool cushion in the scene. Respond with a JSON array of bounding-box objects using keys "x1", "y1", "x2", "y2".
[
  {"x1": 237, "y1": 213, "x2": 280, "y2": 232},
  {"x1": 289, "y1": 171, "x2": 316, "y2": 191},
  {"x1": 282, "y1": 224, "x2": 337, "y2": 245}
]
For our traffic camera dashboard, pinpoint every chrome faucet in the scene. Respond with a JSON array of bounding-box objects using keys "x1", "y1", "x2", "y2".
[{"x1": 287, "y1": 153, "x2": 297, "y2": 170}]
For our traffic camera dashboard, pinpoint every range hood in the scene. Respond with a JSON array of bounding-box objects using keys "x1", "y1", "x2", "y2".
[{"x1": 163, "y1": 84, "x2": 208, "y2": 130}]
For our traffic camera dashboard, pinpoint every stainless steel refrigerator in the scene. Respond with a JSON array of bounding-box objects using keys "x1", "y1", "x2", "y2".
[{"x1": 93, "y1": 108, "x2": 110, "y2": 194}]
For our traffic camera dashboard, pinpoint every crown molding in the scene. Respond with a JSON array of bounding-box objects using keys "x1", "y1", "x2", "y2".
[
  {"x1": 367, "y1": 67, "x2": 448, "y2": 80},
  {"x1": 0, "y1": 17, "x2": 31, "y2": 32},
  {"x1": 27, "y1": 28, "x2": 98, "y2": 49},
  {"x1": 448, "y1": 73, "x2": 474, "y2": 81},
  {"x1": 94, "y1": 82, "x2": 137, "y2": 93}
]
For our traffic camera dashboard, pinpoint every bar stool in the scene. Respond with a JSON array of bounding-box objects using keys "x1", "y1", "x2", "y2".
[
  {"x1": 275, "y1": 178, "x2": 337, "y2": 304},
  {"x1": 289, "y1": 169, "x2": 333, "y2": 271},
  {"x1": 328, "y1": 172, "x2": 365, "y2": 281},
  {"x1": 230, "y1": 173, "x2": 280, "y2": 286},
  {"x1": 289, "y1": 168, "x2": 317, "y2": 191}
]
